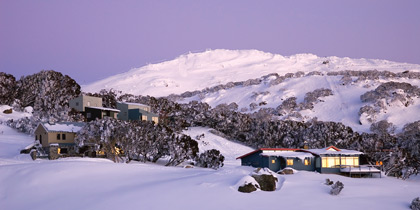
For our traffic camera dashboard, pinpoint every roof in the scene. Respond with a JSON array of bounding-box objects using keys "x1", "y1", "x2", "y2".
[
  {"x1": 86, "y1": 106, "x2": 120, "y2": 112},
  {"x1": 261, "y1": 151, "x2": 314, "y2": 160},
  {"x1": 118, "y1": 101, "x2": 150, "y2": 107},
  {"x1": 40, "y1": 122, "x2": 85, "y2": 133},
  {"x1": 137, "y1": 109, "x2": 159, "y2": 117},
  {"x1": 307, "y1": 146, "x2": 363, "y2": 155},
  {"x1": 236, "y1": 146, "x2": 363, "y2": 159},
  {"x1": 236, "y1": 148, "x2": 301, "y2": 159}
]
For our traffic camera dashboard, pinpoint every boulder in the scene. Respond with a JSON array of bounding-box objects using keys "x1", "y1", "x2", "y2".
[
  {"x1": 278, "y1": 168, "x2": 294, "y2": 175},
  {"x1": 48, "y1": 146, "x2": 59, "y2": 160},
  {"x1": 30, "y1": 150, "x2": 37, "y2": 160},
  {"x1": 325, "y1": 178, "x2": 334, "y2": 185},
  {"x1": 252, "y1": 174, "x2": 278, "y2": 191},
  {"x1": 330, "y1": 181, "x2": 344, "y2": 195},
  {"x1": 238, "y1": 183, "x2": 258, "y2": 193},
  {"x1": 411, "y1": 197, "x2": 420, "y2": 210},
  {"x1": 3, "y1": 108, "x2": 12, "y2": 114}
]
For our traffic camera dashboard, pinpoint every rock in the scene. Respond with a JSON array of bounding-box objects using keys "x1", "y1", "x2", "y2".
[
  {"x1": 330, "y1": 181, "x2": 344, "y2": 195},
  {"x1": 325, "y1": 178, "x2": 334, "y2": 185},
  {"x1": 30, "y1": 150, "x2": 37, "y2": 160},
  {"x1": 184, "y1": 165, "x2": 194, "y2": 169},
  {"x1": 411, "y1": 197, "x2": 420, "y2": 210},
  {"x1": 252, "y1": 174, "x2": 278, "y2": 191},
  {"x1": 3, "y1": 108, "x2": 12, "y2": 114},
  {"x1": 278, "y1": 168, "x2": 294, "y2": 175},
  {"x1": 238, "y1": 183, "x2": 258, "y2": 193},
  {"x1": 48, "y1": 146, "x2": 59, "y2": 160}
]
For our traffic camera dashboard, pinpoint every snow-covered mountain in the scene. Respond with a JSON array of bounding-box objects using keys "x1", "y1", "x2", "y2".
[
  {"x1": 83, "y1": 49, "x2": 420, "y2": 97},
  {"x1": 83, "y1": 49, "x2": 420, "y2": 133}
]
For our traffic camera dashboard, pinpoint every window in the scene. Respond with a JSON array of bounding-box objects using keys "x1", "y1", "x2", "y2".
[
  {"x1": 321, "y1": 157, "x2": 341, "y2": 168},
  {"x1": 152, "y1": 117, "x2": 159, "y2": 124},
  {"x1": 57, "y1": 134, "x2": 61, "y2": 140},
  {"x1": 142, "y1": 115, "x2": 147, "y2": 121},
  {"x1": 87, "y1": 101, "x2": 91, "y2": 106},
  {"x1": 341, "y1": 157, "x2": 359, "y2": 167},
  {"x1": 62, "y1": 134, "x2": 66, "y2": 140},
  {"x1": 304, "y1": 158, "x2": 310, "y2": 165},
  {"x1": 272, "y1": 159, "x2": 276, "y2": 164},
  {"x1": 35, "y1": 135, "x2": 38, "y2": 140},
  {"x1": 40, "y1": 135, "x2": 42, "y2": 144},
  {"x1": 287, "y1": 159, "x2": 294, "y2": 166}
]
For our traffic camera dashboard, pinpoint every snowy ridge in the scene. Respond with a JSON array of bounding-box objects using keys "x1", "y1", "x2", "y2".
[{"x1": 82, "y1": 49, "x2": 420, "y2": 97}]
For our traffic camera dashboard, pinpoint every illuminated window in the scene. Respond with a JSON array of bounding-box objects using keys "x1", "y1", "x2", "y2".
[
  {"x1": 272, "y1": 160, "x2": 275, "y2": 164},
  {"x1": 142, "y1": 115, "x2": 147, "y2": 121},
  {"x1": 322, "y1": 157, "x2": 341, "y2": 168},
  {"x1": 341, "y1": 157, "x2": 359, "y2": 167},
  {"x1": 287, "y1": 159, "x2": 293, "y2": 166},
  {"x1": 304, "y1": 158, "x2": 310, "y2": 165},
  {"x1": 152, "y1": 117, "x2": 159, "y2": 124}
]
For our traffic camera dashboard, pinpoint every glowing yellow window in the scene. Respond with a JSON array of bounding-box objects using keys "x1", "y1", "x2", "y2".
[
  {"x1": 142, "y1": 115, "x2": 147, "y2": 121},
  {"x1": 57, "y1": 147, "x2": 61, "y2": 154},
  {"x1": 304, "y1": 159, "x2": 310, "y2": 165},
  {"x1": 287, "y1": 159, "x2": 293, "y2": 165},
  {"x1": 272, "y1": 160, "x2": 275, "y2": 164}
]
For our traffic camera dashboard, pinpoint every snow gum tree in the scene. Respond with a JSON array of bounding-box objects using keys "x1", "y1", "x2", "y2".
[{"x1": 0, "y1": 72, "x2": 17, "y2": 105}]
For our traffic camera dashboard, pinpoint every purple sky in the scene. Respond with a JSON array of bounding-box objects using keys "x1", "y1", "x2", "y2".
[{"x1": 1, "y1": 0, "x2": 419, "y2": 84}]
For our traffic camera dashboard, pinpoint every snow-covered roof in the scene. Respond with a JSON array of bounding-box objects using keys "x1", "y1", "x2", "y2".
[
  {"x1": 41, "y1": 122, "x2": 85, "y2": 133},
  {"x1": 86, "y1": 106, "x2": 120, "y2": 112},
  {"x1": 118, "y1": 101, "x2": 150, "y2": 107},
  {"x1": 261, "y1": 151, "x2": 314, "y2": 160},
  {"x1": 237, "y1": 146, "x2": 363, "y2": 159},
  {"x1": 306, "y1": 146, "x2": 363, "y2": 156}
]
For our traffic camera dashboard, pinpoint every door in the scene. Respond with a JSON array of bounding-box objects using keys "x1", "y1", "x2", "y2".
[{"x1": 269, "y1": 157, "x2": 282, "y2": 172}]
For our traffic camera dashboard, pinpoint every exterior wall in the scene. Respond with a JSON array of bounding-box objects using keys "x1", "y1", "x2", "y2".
[
  {"x1": 268, "y1": 156, "x2": 281, "y2": 172},
  {"x1": 117, "y1": 103, "x2": 129, "y2": 121},
  {"x1": 35, "y1": 125, "x2": 49, "y2": 147},
  {"x1": 127, "y1": 103, "x2": 150, "y2": 112},
  {"x1": 82, "y1": 95, "x2": 102, "y2": 111},
  {"x1": 241, "y1": 152, "x2": 264, "y2": 168},
  {"x1": 85, "y1": 107, "x2": 102, "y2": 122},
  {"x1": 85, "y1": 107, "x2": 118, "y2": 121},
  {"x1": 128, "y1": 109, "x2": 142, "y2": 121},
  {"x1": 69, "y1": 95, "x2": 84, "y2": 112},
  {"x1": 47, "y1": 132, "x2": 76, "y2": 145},
  {"x1": 138, "y1": 109, "x2": 159, "y2": 124},
  {"x1": 34, "y1": 124, "x2": 77, "y2": 147},
  {"x1": 69, "y1": 95, "x2": 102, "y2": 112},
  {"x1": 284, "y1": 157, "x2": 316, "y2": 171},
  {"x1": 101, "y1": 110, "x2": 118, "y2": 119}
]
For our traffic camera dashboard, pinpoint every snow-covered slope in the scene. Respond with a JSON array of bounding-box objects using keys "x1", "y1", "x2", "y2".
[
  {"x1": 1, "y1": 125, "x2": 420, "y2": 210},
  {"x1": 82, "y1": 49, "x2": 420, "y2": 97}
]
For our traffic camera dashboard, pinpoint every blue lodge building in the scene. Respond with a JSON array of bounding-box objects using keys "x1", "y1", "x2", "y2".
[{"x1": 237, "y1": 146, "x2": 380, "y2": 176}]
